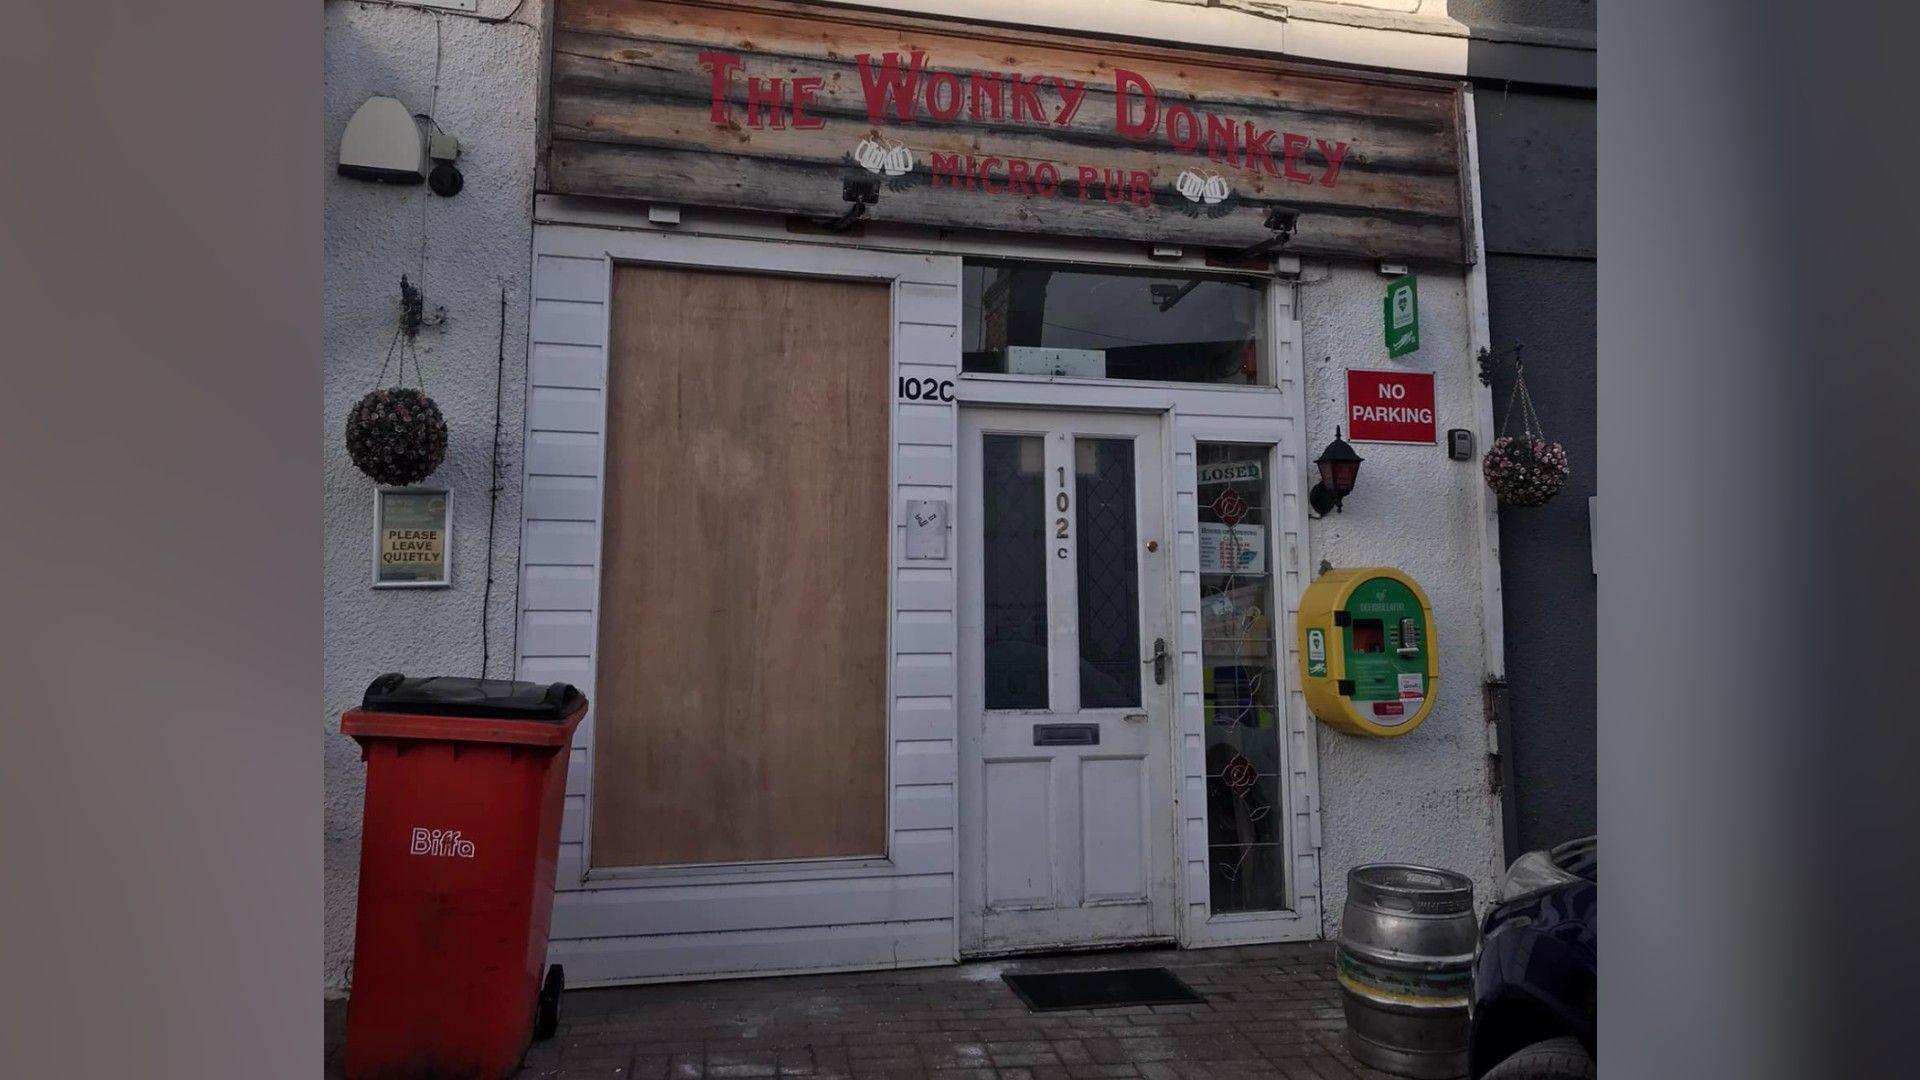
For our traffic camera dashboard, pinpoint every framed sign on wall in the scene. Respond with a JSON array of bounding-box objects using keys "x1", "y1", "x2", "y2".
[{"x1": 373, "y1": 487, "x2": 451, "y2": 588}]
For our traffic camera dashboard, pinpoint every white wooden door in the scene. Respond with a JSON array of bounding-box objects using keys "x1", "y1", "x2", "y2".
[{"x1": 957, "y1": 407, "x2": 1176, "y2": 955}]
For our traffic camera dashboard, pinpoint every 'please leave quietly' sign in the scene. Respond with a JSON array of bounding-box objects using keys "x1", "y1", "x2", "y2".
[
  {"x1": 1346, "y1": 369, "x2": 1437, "y2": 443},
  {"x1": 543, "y1": 0, "x2": 1474, "y2": 262}
]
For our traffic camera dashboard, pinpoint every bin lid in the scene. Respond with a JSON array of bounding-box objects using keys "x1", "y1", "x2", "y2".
[{"x1": 359, "y1": 673, "x2": 584, "y2": 722}]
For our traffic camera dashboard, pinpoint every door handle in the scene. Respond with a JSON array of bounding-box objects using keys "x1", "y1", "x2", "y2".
[{"x1": 1144, "y1": 637, "x2": 1168, "y2": 686}]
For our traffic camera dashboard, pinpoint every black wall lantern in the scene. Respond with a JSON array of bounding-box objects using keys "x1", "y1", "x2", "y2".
[{"x1": 1309, "y1": 427, "x2": 1364, "y2": 517}]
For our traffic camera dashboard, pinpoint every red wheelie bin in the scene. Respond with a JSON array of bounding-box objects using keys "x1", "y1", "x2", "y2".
[{"x1": 341, "y1": 673, "x2": 587, "y2": 1079}]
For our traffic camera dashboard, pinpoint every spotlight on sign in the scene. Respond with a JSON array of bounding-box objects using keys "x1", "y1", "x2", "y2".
[
  {"x1": 1309, "y1": 427, "x2": 1364, "y2": 517},
  {"x1": 823, "y1": 177, "x2": 881, "y2": 233},
  {"x1": 1229, "y1": 206, "x2": 1301, "y2": 263}
]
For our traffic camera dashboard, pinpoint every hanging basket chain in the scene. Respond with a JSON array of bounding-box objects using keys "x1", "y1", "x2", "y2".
[
  {"x1": 1498, "y1": 361, "x2": 1548, "y2": 443},
  {"x1": 346, "y1": 275, "x2": 448, "y2": 486},
  {"x1": 370, "y1": 276, "x2": 432, "y2": 393}
]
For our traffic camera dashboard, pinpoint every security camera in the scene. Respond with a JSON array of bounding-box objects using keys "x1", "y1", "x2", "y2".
[
  {"x1": 426, "y1": 131, "x2": 461, "y2": 198},
  {"x1": 428, "y1": 162, "x2": 463, "y2": 197}
]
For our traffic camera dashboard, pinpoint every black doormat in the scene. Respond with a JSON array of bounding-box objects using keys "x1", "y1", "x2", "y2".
[{"x1": 1002, "y1": 967, "x2": 1205, "y2": 1012}]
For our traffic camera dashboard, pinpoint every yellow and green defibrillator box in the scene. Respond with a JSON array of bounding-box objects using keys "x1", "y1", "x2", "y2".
[{"x1": 1298, "y1": 567, "x2": 1438, "y2": 737}]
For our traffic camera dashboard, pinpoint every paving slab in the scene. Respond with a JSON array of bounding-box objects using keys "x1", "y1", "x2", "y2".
[{"x1": 324, "y1": 941, "x2": 1407, "y2": 1079}]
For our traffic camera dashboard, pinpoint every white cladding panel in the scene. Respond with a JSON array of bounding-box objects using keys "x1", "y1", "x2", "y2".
[{"x1": 520, "y1": 226, "x2": 964, "y2": 985}]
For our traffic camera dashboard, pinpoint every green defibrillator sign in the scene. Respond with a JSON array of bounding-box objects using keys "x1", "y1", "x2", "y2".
[
  {"x1": 1306, "y1": 628, "x2": 1328, "y2": 677},
  {"x1": 1384, "y1": 274, "x2": 1419, "y2": 358},
  {"x1": 1297, "y1": 566, "x2": 1439, "y2": 737}
]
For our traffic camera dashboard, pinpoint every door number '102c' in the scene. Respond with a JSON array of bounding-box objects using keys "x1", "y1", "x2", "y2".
[
  {"x1": 897, "y1": 377, "x2": 955, "y2": 403},
  {"x1": 1055, "y1": 465, "x2": 1070, "y2": 558}
]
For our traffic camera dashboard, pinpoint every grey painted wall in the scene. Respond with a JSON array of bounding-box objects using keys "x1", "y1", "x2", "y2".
[
  {"x1": 1472, "y1": 82, "x2": 1597, "y2": 857},
  {"x1": 1450, "y1": 0, "x2": 1593, "y2": 34},
  {"x1": 1484, "y1": 254, "x2": 1595, "y2": 855}
]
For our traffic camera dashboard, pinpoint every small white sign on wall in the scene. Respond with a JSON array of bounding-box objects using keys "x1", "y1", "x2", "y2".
[{"x1": 905, "y1": 499, "x2": 949, "y2": 560}]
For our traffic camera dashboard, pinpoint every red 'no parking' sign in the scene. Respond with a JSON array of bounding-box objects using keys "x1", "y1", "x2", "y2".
[{"x1": 1346, "y1": 369, "x2": 1436, "y2": 443}]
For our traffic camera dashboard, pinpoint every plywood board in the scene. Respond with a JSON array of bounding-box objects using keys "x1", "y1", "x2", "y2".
[{"x1": 592, "y1": 263, "x2": 891, "y2": 867}]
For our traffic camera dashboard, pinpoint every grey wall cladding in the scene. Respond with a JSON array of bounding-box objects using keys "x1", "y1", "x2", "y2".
[{"x1": 1475, "y1": 78, "x2": 1596, "y2": 857}]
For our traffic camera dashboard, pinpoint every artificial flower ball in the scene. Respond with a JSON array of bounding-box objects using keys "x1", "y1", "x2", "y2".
[
  {"x1": 346, "y1": 387, "x2": 448, "y2": 486},
  {"x1": 1482, "y1": 435, "x2": 1569, "y2": 507}
]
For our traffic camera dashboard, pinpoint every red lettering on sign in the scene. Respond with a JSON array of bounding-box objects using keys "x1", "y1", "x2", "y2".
[
  {"x1": 745, "y1": 77, "x2": 785, "y2": 130},
  {"x1": 698, "y1": 51, "x2": 744, "y2": 124},
  {"x1": 924, "y1": 71, "x2": 963, "y2": 121},
  {"x1": 1317, "y1": 139, "x2": 1349, "y2": 187},
  {"x1": 854, "y1": 50, "x2": 925, "y2": 123},
  {"x1": 980, "y1": 157, "x2": 1005, "y2": 194},
  {"x1": 1346, "y1": 370, "x2": 1438, "y2": 444},
  {"x1": 1244, "y1": 122, "x2": 1278, "y2": 176},
  {"x1": 929, "y1": 151, "x2": 973, "y2": 190},
  {"x1": 1166, "y1": 105, "x2": 1201, "y2": 152},
  {"x1": 789, "y1": 76, "x2": 824, "y2": 129},
  {"x1": 968, "y1": 71, "x2": 1004, "y2": 120},
  {"x1": 1010, "y1": 73, "x2": 1047, "y2": 123},
  {"x1": 1006, "y1": 158, "x2": 1032, "y2": 194},
  {"x1": 1206, "y1": 113, "x2": 1241, "y2": 167},
  {"x1": 708, "y1": 49, "x2": 1353, "y2": 201},
  {"x1": 1282, "y1": 133, "x2": 1312, "y2": 182},
  {"x1": 1114, "y1": 69, "x2": 1157, "y2": 141},
  {"x1": 1051, "y1": 77, "x2": 1087, "y2": 125}
]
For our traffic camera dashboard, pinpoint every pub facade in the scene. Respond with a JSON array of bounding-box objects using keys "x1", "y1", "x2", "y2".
[{"x1": 326, "y1": 0, "x2": 1512, "y2": 991}]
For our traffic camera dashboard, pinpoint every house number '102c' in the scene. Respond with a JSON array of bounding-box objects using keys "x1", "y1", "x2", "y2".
[
  {"x1": 1056, "y1": 465, "x2": 1070, "y2": 558},
  {"x1": 897, "y1": 376, "x2": 955, "y2": 402}
]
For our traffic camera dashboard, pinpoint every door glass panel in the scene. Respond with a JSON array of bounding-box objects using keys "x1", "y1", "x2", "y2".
[
  {"x1": 1196, "y1": 442, "x2": 1286, "y2": 913},
  {"x1": 983, "y1": 434, "x2": 1048, "y2": 709},
  {"x1": 1075, "y1": 438, "x2": 1141, "y2": 708},
  {"x1": 961, "y1": 260, "x2": 1268, "y2": 385}
]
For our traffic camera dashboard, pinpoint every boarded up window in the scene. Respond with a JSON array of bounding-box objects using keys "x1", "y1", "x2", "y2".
[{"x1": 592, "y1": 265, "x2": 891, "y2": 867}]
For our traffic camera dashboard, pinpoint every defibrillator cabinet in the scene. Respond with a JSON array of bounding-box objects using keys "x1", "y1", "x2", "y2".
[{"x1": 1298, "y1": 567, "x2": 1438, "y2": 736}]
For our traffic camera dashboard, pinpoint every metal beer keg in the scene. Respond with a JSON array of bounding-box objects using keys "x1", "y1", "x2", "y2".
[{"x1": 1336, "y1": 864, "x2": 1477, "y2": 1078}]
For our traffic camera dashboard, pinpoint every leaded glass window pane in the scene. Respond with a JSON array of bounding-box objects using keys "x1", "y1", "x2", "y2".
[
  {"x1": 1075, "y1": 438, "x2": 1140, "y2": 708},
  {"x1": 1197, "y1": 443, "x2": 1286, "y2": 913},
  {"x1": 983, "y1": 434, "x2": 1048, "y2": 709}
]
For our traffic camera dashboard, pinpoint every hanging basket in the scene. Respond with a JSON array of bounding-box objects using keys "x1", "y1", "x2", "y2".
[
  {"x1": 1481, "y1": 351, "x2": 1570, "y2": 507},
  {"x1": 346, "y1": 386, "x2": 448, "y2": 486},
  {"x1": 1481, "y1": 435, "x2": 1569, "y2": 507}
]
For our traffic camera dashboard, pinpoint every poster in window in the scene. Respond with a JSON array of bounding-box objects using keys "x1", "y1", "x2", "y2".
[{"x1": 373, "y1": 487, "x2": 451, "y2": 588}]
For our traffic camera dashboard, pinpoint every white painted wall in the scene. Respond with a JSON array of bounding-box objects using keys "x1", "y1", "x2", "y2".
[
  {"x1": 323, "y1": 0, "x2": 543, "y2": 997},
  {"x1": 1294, "y1": 262, "x2": 1506, "y2": 934}
]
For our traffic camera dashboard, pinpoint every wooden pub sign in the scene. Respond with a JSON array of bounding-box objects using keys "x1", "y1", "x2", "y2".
[{"x1": 543, "y1": 0, "x2": 1476, "y2": 263}]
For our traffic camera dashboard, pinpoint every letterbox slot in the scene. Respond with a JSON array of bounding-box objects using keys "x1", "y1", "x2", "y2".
[{"x1": 1033, "y1": 723, "x2": 1100, "y2": 746}]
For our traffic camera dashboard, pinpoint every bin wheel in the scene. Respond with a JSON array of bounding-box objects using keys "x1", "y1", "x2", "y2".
[{"x1": 534, "y1": 964, "x2": 564, "y2": 1041}]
